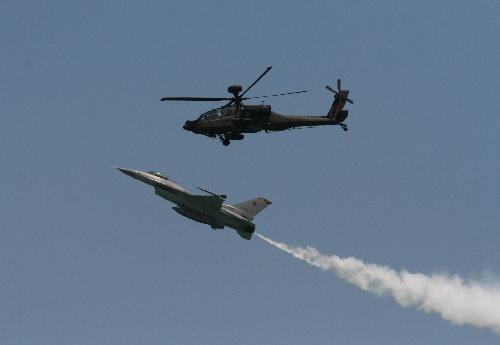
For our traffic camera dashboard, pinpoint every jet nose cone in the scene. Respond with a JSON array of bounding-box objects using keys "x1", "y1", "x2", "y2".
[{"x1": 115, "y1": 167, "x2": 140, "y2": 179}]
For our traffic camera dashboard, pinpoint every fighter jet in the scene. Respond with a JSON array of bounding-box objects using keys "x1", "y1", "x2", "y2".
[{"x1": 115, "y1": 167, "x2": 271, "y2": 240}]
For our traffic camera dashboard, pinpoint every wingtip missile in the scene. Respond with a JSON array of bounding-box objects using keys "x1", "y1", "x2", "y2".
[{"x1": 197, "y1": 186, "x2": 227, "y2": 201}]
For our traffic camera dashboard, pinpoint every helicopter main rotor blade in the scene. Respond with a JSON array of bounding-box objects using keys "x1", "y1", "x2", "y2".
[
  {"x1": 240, "y1": 66, "x2": 273, "y2": 98},
  {"x1": 325, "y1": 85, "x2": 337, "y2": 94},
  {"x1": 243, "y1": 90, "x2": 309, "y2": 100},
  {"x1": 160, "y1": 97, "x2": 231, "y2": 102}
]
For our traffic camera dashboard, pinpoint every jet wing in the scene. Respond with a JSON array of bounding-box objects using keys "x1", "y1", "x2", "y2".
[{"x1": 186, "y1": 195, "x2": 224, "y2": 213}]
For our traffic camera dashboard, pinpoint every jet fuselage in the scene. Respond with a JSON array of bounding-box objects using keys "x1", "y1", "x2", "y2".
[{"x1": 116, "y1": 168, "x2": 258, "y2": 238}]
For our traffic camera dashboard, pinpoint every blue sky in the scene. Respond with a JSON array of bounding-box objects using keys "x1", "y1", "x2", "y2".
[{"x1": 1, "y1": 1, "x2": 499, "y2": 344}]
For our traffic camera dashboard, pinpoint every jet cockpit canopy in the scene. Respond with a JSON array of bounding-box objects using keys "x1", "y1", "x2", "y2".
[{"x1": 147, "y1": 171, "x2": 170, "y2": 180}]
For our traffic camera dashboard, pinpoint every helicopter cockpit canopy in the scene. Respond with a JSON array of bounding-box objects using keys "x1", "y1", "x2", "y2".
[
  {"x1": 197, "y1": 108, "x2": 224, "y2": 121},
  {"x1": 147, "y1": 171, "x2": 170, "y2": 180}
]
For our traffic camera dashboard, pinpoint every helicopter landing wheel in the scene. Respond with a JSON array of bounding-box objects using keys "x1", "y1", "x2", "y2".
[
  {"x1": 340, "y1": 123, "x2": 348, "y2": 132},
  {"x1": 222, "y1": 138, "x2": 230, "y2": 146}
]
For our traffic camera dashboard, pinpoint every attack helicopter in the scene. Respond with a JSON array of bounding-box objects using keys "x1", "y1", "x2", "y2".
[{"x1": 161, "y1": 66, "x2": 353, "y2": 146}]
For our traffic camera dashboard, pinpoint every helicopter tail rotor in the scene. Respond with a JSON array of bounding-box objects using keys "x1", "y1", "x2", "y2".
[
  {"x1": 326, "y1": 78, "x2": 352, "y2": 127},
  {"x1": 326, "y1": 78, "x2": 353, "y2": 104}
]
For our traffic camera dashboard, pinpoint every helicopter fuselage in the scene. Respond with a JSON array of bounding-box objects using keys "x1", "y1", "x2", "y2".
[
  {"x1": 183, "y1": 104, "x2": 347, "y2": 137},
  {"x1": 161, "y1": 67, "x2": 352, "y2": 145}
]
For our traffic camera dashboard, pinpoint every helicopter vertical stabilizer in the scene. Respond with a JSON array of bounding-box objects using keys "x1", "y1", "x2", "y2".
[{"x1": 326, "y1": 79, "x2": 353, "y2": 121}]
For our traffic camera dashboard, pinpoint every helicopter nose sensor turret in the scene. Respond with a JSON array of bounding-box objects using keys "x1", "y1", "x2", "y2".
[{"x1": 183, "y1": 120, "x2": 193, "y2": 131}]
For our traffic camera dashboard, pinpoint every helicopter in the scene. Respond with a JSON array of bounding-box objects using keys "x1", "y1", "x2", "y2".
[{"x1": 161, "y1": 66, "x2": 353, "y2": 146}]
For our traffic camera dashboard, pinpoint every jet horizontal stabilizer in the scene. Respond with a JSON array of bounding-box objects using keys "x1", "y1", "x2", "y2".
[{"x1": 236, "y1": 229, "x2": 253, "y2": 240}]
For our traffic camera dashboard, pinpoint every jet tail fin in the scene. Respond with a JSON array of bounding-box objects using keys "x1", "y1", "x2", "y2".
[{"x1": 233, "y1": 197, "x2": 272, "y2": 221}]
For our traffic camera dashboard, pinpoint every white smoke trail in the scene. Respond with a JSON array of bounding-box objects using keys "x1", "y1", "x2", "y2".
[{"x1": 256, "y1": 233, "x2": 500, "y2": 335}]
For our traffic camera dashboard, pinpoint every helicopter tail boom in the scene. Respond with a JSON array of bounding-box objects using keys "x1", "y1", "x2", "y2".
[{"x1": 329, "y1": 109, "x2": 348, "y2": 123}]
